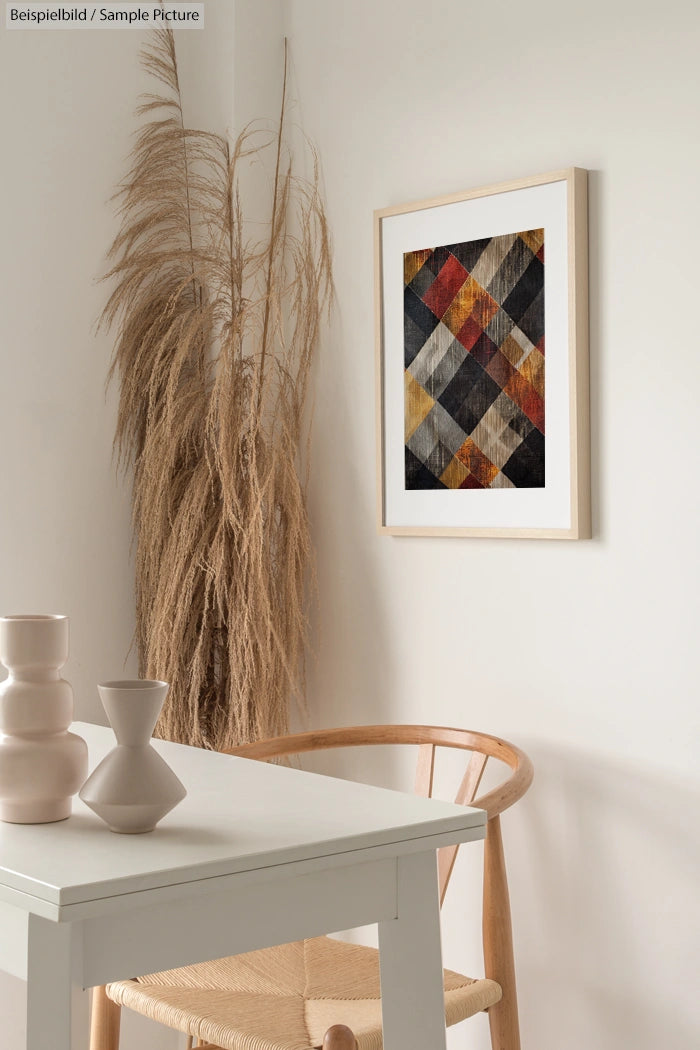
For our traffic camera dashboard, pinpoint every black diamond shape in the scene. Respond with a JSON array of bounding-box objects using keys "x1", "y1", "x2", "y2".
[
  {"x1": 516, "y1": 288, "x2": 544, "y2": 347},
  {"x1": 487, "y1": 237, "x2": 534, "y2": 306},
  {"x1": 444, "y1": 237, "x2": 491, "y2": 274},
  {"x1": 438, "y1": 355, "x2": 502, "y2": 437},
  {"x1": 404, "y1": 287, "x2": 439, "y2": 367},
  {"x1": 501, "y1": 256, "x2": 544, "y2": 327},
  {"x1": 404, "y1": 314, "x2": 425, "y2": 368},
  {"x1": 420, "y1": 245, "x2": 452, "y2": 276},
  {"x1": 455, "y1": 372, "x2": 503, "y2": 435},
  {"x1": 405, "y1": 447, "x2": 447, "y2": 490},
  {"x1": 437, "y1": 353, "x2": 484, "y2": 419},
  {"x1": 470, "y1": 331, "x2": 499, "y2": 369},
  {"x1": 501, "y1": 428, "x2": 545, "y2": 488}
]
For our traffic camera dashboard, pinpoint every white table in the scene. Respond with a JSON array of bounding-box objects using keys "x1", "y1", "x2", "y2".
[{"x1": 0, "y1": 722, "x2": 486, "y2": 1050}]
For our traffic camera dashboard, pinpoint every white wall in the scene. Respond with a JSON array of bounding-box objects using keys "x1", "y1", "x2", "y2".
[
  {"x1": 1, "y1": 2, "x2": 698, "y2": 1049},
  {"x1": 0, "y1": 5, "x2": 232, "y2": 1047},
  {"x1": 0, "y1": 28, "x2": 141, "y2": 722},
  {"x1": 285, "y1": 1, "x2": 700, "y2": 1048},
  {"x1": 0, "y1": 20, "x2": 141, "y2": 1044}
]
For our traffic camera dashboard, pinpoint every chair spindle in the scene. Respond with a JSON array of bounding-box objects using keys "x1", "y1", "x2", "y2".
[{"x1": 438, "y1": 751, "x2": 488, "y2": 903}]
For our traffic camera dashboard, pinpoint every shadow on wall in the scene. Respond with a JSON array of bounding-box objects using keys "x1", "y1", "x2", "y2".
[
  {"x1": 513, "y1": 742, "x2": 700, "y2": 1050},
  {"x1": 305, "y1": 303, "x2": 397, "y2": 734}
]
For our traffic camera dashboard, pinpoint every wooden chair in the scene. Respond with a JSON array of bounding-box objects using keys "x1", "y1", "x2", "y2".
[{"x1": 90, "y1": 725, "x2": 533, "y2": 1050}]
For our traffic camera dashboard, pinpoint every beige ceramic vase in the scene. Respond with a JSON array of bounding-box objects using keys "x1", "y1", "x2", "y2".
[
  {"x1": 0, "y1": 614, "x2": 88, "y2": 823},
  {"x1": 79, "y1": 680, "x2": 186, "y2": 833}
]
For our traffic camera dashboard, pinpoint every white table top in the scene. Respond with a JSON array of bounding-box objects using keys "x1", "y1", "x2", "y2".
[{"x1": 0, "y1": 722, "x2": 485, "y2": 912}]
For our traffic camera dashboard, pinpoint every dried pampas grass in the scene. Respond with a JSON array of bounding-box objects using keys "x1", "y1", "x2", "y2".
[{"x1": 102, "y1": 27, "x2": 331, "y2": 749}]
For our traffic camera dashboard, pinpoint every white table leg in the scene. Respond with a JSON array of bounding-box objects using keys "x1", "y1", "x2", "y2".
[
  {"x1": 378, "y1": 850, "x2": 446, "y2": 1050},
  {"x1": 26, "y1": 915, "x2": 88, "y2": 1050}
]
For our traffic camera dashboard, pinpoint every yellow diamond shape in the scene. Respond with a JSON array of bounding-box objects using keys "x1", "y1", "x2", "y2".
[{"x1": 404, "y1": 371, "x2": 435, "y2": 441}]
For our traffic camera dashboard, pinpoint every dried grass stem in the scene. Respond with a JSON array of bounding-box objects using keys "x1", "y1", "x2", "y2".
[{"x1": 102, "y1": 27, "x2": 331, "y2": 749}]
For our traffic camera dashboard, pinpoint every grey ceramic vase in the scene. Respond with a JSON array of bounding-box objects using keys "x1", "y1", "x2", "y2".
[{"x1": 79, "y1": 680, "x2": 186, "y2": 833}]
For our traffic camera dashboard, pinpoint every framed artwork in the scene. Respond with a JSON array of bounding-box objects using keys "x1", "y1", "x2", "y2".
[{"x1": 375, "y1": 168, "x2": 589, "y2": 539}]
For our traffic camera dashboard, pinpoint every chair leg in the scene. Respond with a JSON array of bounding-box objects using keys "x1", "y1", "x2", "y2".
[
  {"x1": 483, "y1": 816, "x2": 521, "y2": 1050},
  {"x1": 322, "y1": 1024, "x2": 358, "y2": 1049},
  {"x1": 90, "y1": 986, "x2": 121, "y2": 1050}
]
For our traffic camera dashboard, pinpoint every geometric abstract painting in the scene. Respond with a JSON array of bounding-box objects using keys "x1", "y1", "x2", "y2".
[
  {"x1": 377, "y1": 168, "x2": 589, "y2": 537},
  {"x1": 404, "y1": 229, "x2": 545, "y2": 489}
]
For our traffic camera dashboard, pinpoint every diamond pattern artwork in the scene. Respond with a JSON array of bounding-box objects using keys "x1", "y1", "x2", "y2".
[{"x1": 404, "y1": 229, "x2": 545, "y2": 490}]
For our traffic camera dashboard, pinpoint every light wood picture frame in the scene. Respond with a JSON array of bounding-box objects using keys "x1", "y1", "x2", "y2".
[{"x1": 375, "y1": 168, "x2": 589, "y2": 539}]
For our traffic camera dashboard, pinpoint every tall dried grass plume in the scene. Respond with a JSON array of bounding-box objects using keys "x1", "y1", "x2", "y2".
[{"x1": 101, "y1": 27, "x2": 331, "y2": 749}]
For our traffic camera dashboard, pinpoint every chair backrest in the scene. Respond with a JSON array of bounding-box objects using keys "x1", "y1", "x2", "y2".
[
  {"x1": 230, "y1": 725, "x2": 532, "y2": 1049},
  {"x1": 227, "y1": 725, "x2": 533, "y2": 905}
]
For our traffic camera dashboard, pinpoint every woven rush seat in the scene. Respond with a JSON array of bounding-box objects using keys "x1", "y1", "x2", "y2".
[{"x1": 107, "y1": 935, "x2": 502, "y2": 1050}]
